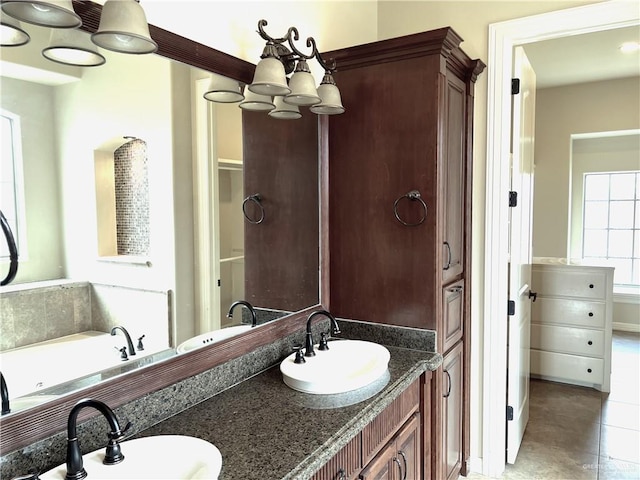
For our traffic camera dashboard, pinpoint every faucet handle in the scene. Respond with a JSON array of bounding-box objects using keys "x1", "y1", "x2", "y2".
[
  {"x1": 293, "y1": 345, "x2": 306, "y2": 364},
  {"x1": 318, "y1": 332, "x2": 330, "y2": 351},
  {"x1": 108, "y1": 420, "x2": 132, "y2": 441},
  {"x1": 115, "y1": 346, "x2": 129, "y2": 361},
  {"x1": 137, "y1": 335, "x2": 145, "y2": 351}
]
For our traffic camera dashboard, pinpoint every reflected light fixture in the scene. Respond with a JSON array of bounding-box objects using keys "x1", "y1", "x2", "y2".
[
  {"x1": 238, "y1": 85, "x2": 276, "y2": 112},
  {"x1": 91, "y1": 0, "x2": 157, "y2": 54},
  {"x1": 203, "y1": 19, "x2": 345, "y2": 119},
  {"x1": 0, "y1": 0, "x2": 81, "y2": 28},
  {"x1": 204, "y1": 73, "x2": 245, "y2": 103},
  {"x1": 0, "y1": 11, "x2": 29, "y2": 46},
  {"x1": 43, "y1": 27, "x2": 106, "y2": 66}
]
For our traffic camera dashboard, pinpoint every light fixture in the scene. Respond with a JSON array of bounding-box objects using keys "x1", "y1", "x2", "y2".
[
  {"x1": 204, "y1": 19, "x2": 344, "y2": 119},
  {"x1": 203, "y1": 74, "x2": 245, "y2": 103},
  {"x1": 269, "y1": 95, "x2": 301, "y2": 120},
  {"x1": 284, "y1": 59, "x2": 321, "y2": 106},
  {"x1": 619, "y1": 41, "x2": 640, "y2": 53},
  {"x1": 0, "y1": 11, "x2": 29, "y2": 46},
  {"x1": 239, "y1": 86, "x2": 275, "y2": 112},
  {"x1": 42, "y1": 28, "x2": 106, "y2": 67},
  {"x1": 0, "y1": 0, "x2": 81, "y2": 28},
  {"x1": 91, "y1": 0, "x2": 157, "y2": 54},
  {"x1": 310, "y1": 71, "x2": 345, "y2": 115}
]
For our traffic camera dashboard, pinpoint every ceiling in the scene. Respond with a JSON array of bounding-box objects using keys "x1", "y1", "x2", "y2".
[{"x1": 522, "y1": 25, "x2": 640, "y2": 89}]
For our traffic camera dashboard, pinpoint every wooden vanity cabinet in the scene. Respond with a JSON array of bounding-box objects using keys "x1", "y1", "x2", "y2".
[
  {"x1": 360, "y1": 413, "x2": 421, "y2": 480},
  {"x1": 311, "y1": 375, "x2": 428, "y2": 480},
  {"x1": 324, "y1": 27, "x2": 483, "y2": 479}
]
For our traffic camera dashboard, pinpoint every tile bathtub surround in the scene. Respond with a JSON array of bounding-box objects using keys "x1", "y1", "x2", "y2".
[
  {"x1": 1, "y1": 318, "x2": 437, "y2": 478},
  {"x1": 0, "y1": 280, "x2": 91, "y2": 349}
]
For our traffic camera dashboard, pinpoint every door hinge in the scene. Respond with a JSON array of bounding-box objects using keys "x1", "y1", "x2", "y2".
[
  {"x1": 217, "y1": 279, "x2": 221, "y2": 287},
  {"x1": 511, "y1": 78, "x2": 520, "y2": 95},
  {"x1": 509, "y1": 191, "x2": 518, "y2": 207},
  {"x1": 508, "y1": 300, "x2": 516, "y2": 316},
  {"x1": 507, "y1": 405, "x2": 514, "y2": 421}
]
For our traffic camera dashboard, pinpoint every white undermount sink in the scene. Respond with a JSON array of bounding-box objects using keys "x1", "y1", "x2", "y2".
[
  {"x1": 280, "y1": 339, "x2": 391, "y2": 395},
  {"x1": 40, "y1": 435, "x2": 222, "y2": 479},
  {"x1": 177, "y1": 325, "x2": 253, "y2": 354}
]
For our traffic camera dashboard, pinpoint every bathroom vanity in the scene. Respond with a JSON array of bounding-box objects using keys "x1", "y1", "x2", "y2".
[{"x1": 0, "y1": 3, "x2": 482, "y2": 480}]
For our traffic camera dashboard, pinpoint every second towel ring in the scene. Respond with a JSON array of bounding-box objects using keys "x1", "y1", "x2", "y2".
[
  {"x1": 242, "y1": 194, "x2": 265, "y2": 224},
  {"x1": 393, "y1": 190, "x2": 427, "y2": 227}
]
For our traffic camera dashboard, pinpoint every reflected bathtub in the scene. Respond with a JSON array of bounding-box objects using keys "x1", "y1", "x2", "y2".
[{"x1": 0, "y1": 331, "x2": 166, "y2": 403}]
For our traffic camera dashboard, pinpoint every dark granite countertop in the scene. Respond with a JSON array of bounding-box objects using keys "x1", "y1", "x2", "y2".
[{"x1": 136, "y1": 346, "x2": 441, "y2": 480}]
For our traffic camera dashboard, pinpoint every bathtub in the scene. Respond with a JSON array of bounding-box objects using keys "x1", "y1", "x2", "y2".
[{"x1": 0, "y1": 331, "x2": 167, "y2": 401}]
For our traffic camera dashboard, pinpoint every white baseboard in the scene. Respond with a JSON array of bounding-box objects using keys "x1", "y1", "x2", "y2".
[
  {"x1": 613, "y1": 322, "x2": 640, "y2": 333},
  {"x1": 467, "y1": 457, "x2": 484, "y2": 475}
]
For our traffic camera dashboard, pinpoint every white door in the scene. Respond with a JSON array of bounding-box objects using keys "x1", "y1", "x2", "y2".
[{"x1": 506, "y1": 46, "x2": 536, "y2": 464}]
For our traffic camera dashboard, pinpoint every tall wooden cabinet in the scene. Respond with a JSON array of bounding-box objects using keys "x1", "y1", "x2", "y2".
[{"x1": 325, "y1": 28, "x2": 484, "y2": 479}]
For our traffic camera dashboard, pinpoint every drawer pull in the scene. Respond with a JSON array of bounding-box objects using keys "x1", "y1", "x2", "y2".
[
  {"x1": 588, "y1": 312, "x2": 594, "y2": 317},
  {"x1": 587, "y1": 368, "x2": 592, "y2": 373},
  {"x1": 588, "y1": 340, "x2": 593, "y2": 346},
  {"x1": 589, "y1": 284, "x2": 594, "y2": 288}
]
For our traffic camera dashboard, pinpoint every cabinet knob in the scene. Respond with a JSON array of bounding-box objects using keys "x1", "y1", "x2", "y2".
[
  {"x1": 587, "y1": 368, "x2": 592, "y2": 373},
  {"x1": 337, "y1": 468, "x2": 346, "y2": 480},
  {"x1": 588, "y1": 312, "x2": 594, "y2": 317},
  {"x1": 589, "y1": 284, "x2": 594, "y2": 289},
  {"x1": 588, "y1": 340, "x2": 593, "y2": 346}
]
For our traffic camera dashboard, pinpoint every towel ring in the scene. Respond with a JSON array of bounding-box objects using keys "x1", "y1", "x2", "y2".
[
  {"x1": 242, "y1": 194, "x2": 265, "y2": 224},
  {"x1": 393, "y1": 190, "x2": 427, "y2": 227}
]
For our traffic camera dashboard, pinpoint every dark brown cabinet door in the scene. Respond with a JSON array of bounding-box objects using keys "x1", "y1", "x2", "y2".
[
  {"x1": 442, "y1": 71, "x2": 467, "y2": 285},
  {"x1": 441, "y1": 341, "x2": 464, "y2": 480},
  {"x1": 242, "y1": 111, "x2": 319, "y2": 312},
  {"x1": 360, "y1": 414, "x2": 421, "y2": 480}
]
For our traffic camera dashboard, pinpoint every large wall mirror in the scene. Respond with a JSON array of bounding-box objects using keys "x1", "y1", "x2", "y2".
[{"x1": 0, "y1": 0, "x2": 320, "y2": 433}]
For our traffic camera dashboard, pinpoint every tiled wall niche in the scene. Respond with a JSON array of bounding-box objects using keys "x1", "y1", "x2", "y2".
[{"x1": 94, "y1": 137, "x2": 151, "y2": 258}]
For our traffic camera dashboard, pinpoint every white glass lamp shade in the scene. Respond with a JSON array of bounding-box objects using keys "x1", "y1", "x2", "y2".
[
  {"x1": 239, "y1": 86, "x2": 275, "y2": 112},
  {"x1": 310, "y1": 75, "x2": 345, "y2": 115},
  {"x1": 248, "y1": 56, "x2": 291, "y2": 96},
  {"x1": 0, "y1": 0, "x2": 80, "y2": 28},
  {"x1": 42, "y1": 28, "x2": 106, "y2": 67},
  {"x1": 203, "y1": 75, "x2": 244, "y2": 103},
  {"x1": 284, "y1": 60, "x2": 321, "y2": 106},
  {"x1": 0, "y1": 13, "x2": 29, "y2": 46},
  {"x1": 268, "y1": 95, "x2": 301, "y2": 120},
  {"x1": 91, "y1": 0, "x2": 157, "y2": 54}
]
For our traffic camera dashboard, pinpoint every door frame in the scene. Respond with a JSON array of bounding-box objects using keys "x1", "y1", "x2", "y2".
[{"x1": 482, "y1": 1, "x2": 640, "y2": 476}]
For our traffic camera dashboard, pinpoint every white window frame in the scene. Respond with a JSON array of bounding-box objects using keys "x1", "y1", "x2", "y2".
[
  {"x1": 581, "y1": 170, "x2": 639, "y2": 288},
  {"x1": 1, "y1": 108, "x2": 28, "y2": 261}
]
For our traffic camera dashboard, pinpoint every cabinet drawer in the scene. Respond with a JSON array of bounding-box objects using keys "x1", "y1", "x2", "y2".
[
  {"x1": 443, "y1": 280, "x2": 464, "y2": 353},
  {"x1": 362, "y1": 380, "x2": 419, "y2": 465},
  {"x1": 532, "y1": 269, "x2": 607, "y2": 299},
  {"x1": 310, "y1": 434, "x2": 361, "y2": 480},
  {"x1": 531, "y1": 324, "x2": 604, "y2": 357},
  {"x1": 531, "y1": 349, "x2": 604, "y2": 385},
  {"x1": 532, "y1": 297, "x2": 605, "y2": 328}
]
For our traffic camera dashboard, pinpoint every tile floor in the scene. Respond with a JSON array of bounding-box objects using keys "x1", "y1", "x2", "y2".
[{"x1": 466, "y1": 331, "x2": 640, "y2": 480}]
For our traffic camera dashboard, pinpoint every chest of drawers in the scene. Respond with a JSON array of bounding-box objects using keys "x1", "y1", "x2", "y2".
[{"x1": 530, "y1": 263, "x2": 614, "y2": 392}]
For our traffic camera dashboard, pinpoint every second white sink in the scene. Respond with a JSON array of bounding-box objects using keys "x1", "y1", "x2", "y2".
[
  {"x1": 280, "y1": 339, "x2": 390, "y2": 395},
  {"x1": 177, "y1": 325, "x2": 252, "y2": 354},
  {"x1": 40, "y1": 435, "x2": 222, "y2": 479}
]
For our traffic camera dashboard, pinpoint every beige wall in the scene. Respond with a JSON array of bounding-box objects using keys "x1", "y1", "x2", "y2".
[
  {"x1": 1, "y1": 78, "x2": 64, "y2": 282},
  {"x1": 533, "y1": 77, "x2": 640, "y2": 257}
]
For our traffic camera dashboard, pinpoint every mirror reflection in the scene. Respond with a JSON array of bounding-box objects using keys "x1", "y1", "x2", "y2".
[{"x1": 0, "y1": 20, "x2": 320, "y2": 414}]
